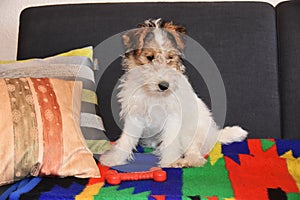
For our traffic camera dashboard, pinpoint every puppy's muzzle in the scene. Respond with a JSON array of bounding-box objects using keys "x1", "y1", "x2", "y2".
[{"x1": 158, "y1": 81, "x2": 169, "y2": 91}]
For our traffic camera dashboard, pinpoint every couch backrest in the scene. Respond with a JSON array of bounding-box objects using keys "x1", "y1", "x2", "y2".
[
  {"x1": 277, "y1": 0, "x2": 300, "y2": 139},
  {"x1": 17, "y1": 2, "x2": 283, "y2": 140}
]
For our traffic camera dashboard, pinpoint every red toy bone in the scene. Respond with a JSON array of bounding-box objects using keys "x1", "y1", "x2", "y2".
[{"x1": 105, "y1": 167, "x2": 167, "y2": 185}]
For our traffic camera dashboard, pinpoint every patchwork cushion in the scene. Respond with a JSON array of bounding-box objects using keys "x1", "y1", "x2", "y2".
[
  {"x1": 0, "y1": 46, "x2": 111, "y2": 154},
  {"x1": 0, "y1": 77, "x2": 100, "y2": 186}
]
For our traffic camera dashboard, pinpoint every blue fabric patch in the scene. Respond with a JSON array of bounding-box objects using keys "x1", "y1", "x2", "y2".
[
  {"x1": 276, "y1": 139, "x2": 300, "y2": 158},
  {"x1": 0, "y1": 181, "x2": 22, "y2": 200},
  {"x1": 111, "y1": 153, "x2": 159, "y2": 172},
  {"x1": 0, "y1": 178, "x2": 41, "y2": 200},
  {"x1": 117, "y1": 168, "x2": 182, "y2": 196},
  {"x1": 39, "y1": 182, "x2": 84, "y2": 200},
  {"x1": 222, "y1": 140, "x2": 250, "y2": 164}
]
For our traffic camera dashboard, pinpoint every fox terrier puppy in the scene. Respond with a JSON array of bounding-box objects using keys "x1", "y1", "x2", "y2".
[{"x1": 100, "y1": 19, "x2": 248, "y2": 167}]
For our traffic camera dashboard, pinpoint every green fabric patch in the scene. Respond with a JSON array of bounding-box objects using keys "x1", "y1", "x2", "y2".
[
  {"x1": 261, "y1": 139, "x2": 275, "y2": 152},
  {"x1": 95, "y1": 186, "x2": 150, "y2": 200},
  {"x1": 182, "y1": 157, "x2": 234, "y2": 199},
  {"x1": 143, "y1": 148, "x2": 153, "y2": 153},
  {"x1": 287, "y1": 192, "x2": 300, "y2": 200}
]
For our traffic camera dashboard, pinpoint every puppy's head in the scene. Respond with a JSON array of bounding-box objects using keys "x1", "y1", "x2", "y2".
[{"x1": 122, "y1": 18, "x2": 186, "y2": 72}]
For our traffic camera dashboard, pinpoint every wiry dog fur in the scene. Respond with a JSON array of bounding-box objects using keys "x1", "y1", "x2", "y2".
[{"x1": 100, "y1": 19, "x2": 248, "y2": 167}]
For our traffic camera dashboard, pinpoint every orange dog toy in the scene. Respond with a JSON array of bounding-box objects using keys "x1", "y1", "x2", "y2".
[{"x1": 105, "y1": 167, "x2": 167, "y2": 185}]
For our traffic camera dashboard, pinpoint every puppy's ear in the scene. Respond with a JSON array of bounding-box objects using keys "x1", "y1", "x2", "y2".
[
  {"x1": 163, "y1": 22, "x2": 186, "y2": 50},
  {"x1": 122, "y1": 28, "x2": 150, "y2": 55},
  {"x1": 122, "y1": 33, "x2": 131, "y2": 48},
  {"x1": 122, "y1": 30, "x2": 137, "y2": 51},
  {"x1": 163, "y1": 21, "x2": 186, "y2": 34}
]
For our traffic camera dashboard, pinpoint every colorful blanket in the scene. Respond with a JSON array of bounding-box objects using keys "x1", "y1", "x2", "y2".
[{"x1": 1, "y1": 139, "x2": 300, "y2": 200}]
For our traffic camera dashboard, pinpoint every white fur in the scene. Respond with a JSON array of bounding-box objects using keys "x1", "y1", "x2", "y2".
[{"x1": 100, "y1": 64, "x2": 248, "y2": 167}]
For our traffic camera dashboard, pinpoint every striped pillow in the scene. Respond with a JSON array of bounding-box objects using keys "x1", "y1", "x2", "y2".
[
  {"x1": 0, "y1": 47, "x2": 110, "y2": 155},
  {"x1": 0, "y1": 77, "x2": 100, "y2": 186}
]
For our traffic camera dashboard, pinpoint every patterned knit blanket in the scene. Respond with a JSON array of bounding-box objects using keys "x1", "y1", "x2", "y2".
[{"x1": 1, "y1": 139, "x2": 300, "y2": 200}]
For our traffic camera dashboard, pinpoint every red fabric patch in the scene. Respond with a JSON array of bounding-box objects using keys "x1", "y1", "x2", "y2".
[
  {"x1": 225, "y1": 139, "x2": 298, "y2": 199},
  {"x1": 206, "y1": 196, "x2": 218, "y2": 200}
]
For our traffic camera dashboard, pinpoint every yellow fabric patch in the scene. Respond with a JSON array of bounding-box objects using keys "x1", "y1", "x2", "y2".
[
  {"x1": 0, "y1": 60, "x2": 15, "y2": 64},
  {"x1": 209, "y1": 142, "x2": 223, "y2": 165},
  {"x1": 281, "y1": 150, "x2": 300, "y2": 191},
  {"x1": 57, "y1": 47, "x2": 93, "y2": 62},
  {"x1": 0, "y1": 46, "x2": 93, "y2": 64},
  {"x1": 76, "y1": 182, "x2": 104, "y2": 200},
  {"x1": 82, "y1": 89, "x2": 98, "y2": 105}
]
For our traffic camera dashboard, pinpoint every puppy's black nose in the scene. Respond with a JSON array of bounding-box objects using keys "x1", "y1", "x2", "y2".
[{"x1": 158, "y1": 81, "x2": 169, "y2": 91}]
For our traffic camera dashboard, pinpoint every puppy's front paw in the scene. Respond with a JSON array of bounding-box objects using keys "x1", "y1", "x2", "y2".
[
  {"x1": 169, "y1": 158, "x2": 190, "y2": 168},
  {"x1": 99, "y1": 148, "x2": 130, "y2": 166},
  {"x1": 164, "y1": 157, "x2": 207, "y2": 168}
]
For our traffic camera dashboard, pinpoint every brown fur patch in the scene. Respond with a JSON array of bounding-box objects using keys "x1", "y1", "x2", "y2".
[
  {"x1": 122, "y1": 27, "x2": 152, "y2": 55},
  {"x1": 163, "y1": 22, "x2": 186, "y2": 50},
  {"x1": 122, "y1": 19, "x2": 186, "y2": 72}
]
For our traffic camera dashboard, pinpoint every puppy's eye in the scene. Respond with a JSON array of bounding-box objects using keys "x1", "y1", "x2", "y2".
[
  {"x1": 146, "y1": 55, "x2": 154, "y2": 61},
  {"x1": 168, "y1": 56, "x2": 173, "y2": 60}
]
